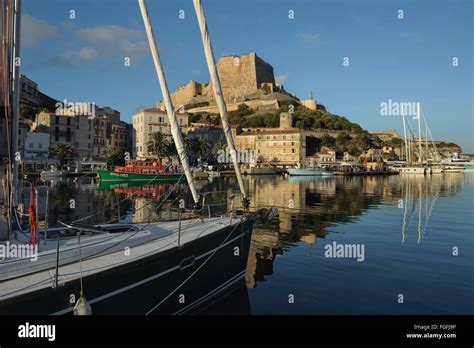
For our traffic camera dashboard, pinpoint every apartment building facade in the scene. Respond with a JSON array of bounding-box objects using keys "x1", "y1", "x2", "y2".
[{"x1": 133, "y1": 108, "x2": 189, "y2": 159}]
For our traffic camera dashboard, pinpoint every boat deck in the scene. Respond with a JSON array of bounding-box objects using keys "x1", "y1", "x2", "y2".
[{"x1": 0, "y1": 216, "x2": 244, "y2": 301}]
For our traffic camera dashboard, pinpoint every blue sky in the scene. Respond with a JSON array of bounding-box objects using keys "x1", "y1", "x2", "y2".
[{"x1": 21, "y1": 0, "x2": 473, "y2": 152}]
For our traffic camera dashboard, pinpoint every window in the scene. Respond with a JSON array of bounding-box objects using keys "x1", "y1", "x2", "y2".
[
  {"x1": 39, "y1": 143, "x2": 42, "y2": 149},
  {"x1": 29, "y1": 143, "x2": 33, "y2": 149}
]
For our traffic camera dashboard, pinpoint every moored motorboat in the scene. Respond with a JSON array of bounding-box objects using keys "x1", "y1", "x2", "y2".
[
  {"x1": 287, "y1": 167, "x2": 333, "y2": 176},
  {"x1": 96, "y1": 160, "x2": 183, "y2": 182},
  {"x1": 40, "y1": 167, "x2": 67, "y2": 178}
]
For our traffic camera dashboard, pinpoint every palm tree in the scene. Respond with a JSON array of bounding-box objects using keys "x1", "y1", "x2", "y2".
[
  {"x1": 50, "y1": 143, "x2": 74, "y2": 168},
  {"x1": 183, "y1": 135, "x2": 193, "y2": 153},
  {"x1": 193, "y1": 135, "x2": 211, "y2": 163},
  {"x1": 147, "y1": 131, "x2": 171, "y2": 162},
  {"x1": 105, "y1": 147, "x2": 125, "y2": 167},
  {"x1": 212, "y1": 141, "x2": 227, "y2": 156}
]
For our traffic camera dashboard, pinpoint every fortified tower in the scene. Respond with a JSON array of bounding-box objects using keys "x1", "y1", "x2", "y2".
[{"x1": 279, "y1": 112, "x2": 293, "y2": 130}]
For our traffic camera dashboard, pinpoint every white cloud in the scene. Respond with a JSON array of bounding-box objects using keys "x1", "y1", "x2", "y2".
[
  {"x1": 75, "y1": 25, "x2": 148, "y2": 58},
  {"x1": 52, "y1": 47, "x2": 99, "y2": 66},
  {"x1": 48, "y1": 25, "x2": 148, "y2": 67},
  {"x1": 21, "y1": 14, "x2": 57, "y2": 48},
  {"x1": 276, "y1": 75, "x2": 288, "y2": 85},
  {"x1": 296, "y1": 32, "x2": 320, "y2": 45}
]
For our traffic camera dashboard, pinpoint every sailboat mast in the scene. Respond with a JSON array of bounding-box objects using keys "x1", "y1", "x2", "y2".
[
  {"x1": 401, "y1": 110, "x2": 409, "y2": 163},
  {"x1": 11, "y1": 0, "x2": 21, "y2": 200},
  {"x1": 138, "y1": 0, "x2": 199, "y2": 204},
  {"x1": 424, "y1": 116, "x2": 429, "y2": 160},
  {"x1": 192, "y1": 0, "x2": 248, "y2": 202},
  {"x1": 417, "y1": 102, "x2": 422, "y2": 165}
]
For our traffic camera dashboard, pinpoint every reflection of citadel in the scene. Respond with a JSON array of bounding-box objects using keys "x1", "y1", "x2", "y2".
[{"x1": 244, "y1": 173, "x2": 465, "y2": 288}]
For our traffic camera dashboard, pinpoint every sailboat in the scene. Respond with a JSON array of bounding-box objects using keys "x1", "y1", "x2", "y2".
[
  {"x1": 0, "y1": 0, "x2": 273, "y2": 315},
  {"x1": 399, "y1": 103, "x2": 426, "y2": 175}
]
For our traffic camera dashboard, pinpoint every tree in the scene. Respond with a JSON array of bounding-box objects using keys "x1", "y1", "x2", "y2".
[
  {"x1": 353, "y1": 133, "x2": 371, "y2": 151},
  {"x1": 336, "y1": 131, "x2": 352, "y2": 145},
  {"x1": 50, "y1": 143, "x2": 75, "y2": 168},
  {"x1": 19, "y1": 104, "x2": 35, "y2": 119},
  {"x1": 193, "y1": 135, "x2": 211, "y2": 163},
  {"x1": 212, "y1": 141, "x2": 227, "y2": 156},
  {"x1": 183, "y1": 135, "x2": 193, "y2": 154},
  {"x1": 147, "y1": 131, "x2": 171, "y2": 161},
  {"x1": 390, "y1": 137, "x2": 403, "y2": 147},
  {"x1": 320, "y1": 134, "x2": 336, "y2": 148},
  {"x1": 261, "y1": 84, "x2": 271, "y2": 94},
  {"x1": 348, "y1": 145, "x2": 361, "y2": 157},
  {"x1": 105, "y1": 147, "x2": 125, "y2": 167}
]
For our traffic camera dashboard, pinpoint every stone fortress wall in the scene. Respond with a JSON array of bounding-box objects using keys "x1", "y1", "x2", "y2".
[{"x1": 166, "y1": 52, "x2": 276, "y2": 108}]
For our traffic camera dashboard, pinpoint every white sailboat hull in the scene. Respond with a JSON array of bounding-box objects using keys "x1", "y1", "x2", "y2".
[{"x1": 399, "y1": 167, "x2": 426, "y2": 175}]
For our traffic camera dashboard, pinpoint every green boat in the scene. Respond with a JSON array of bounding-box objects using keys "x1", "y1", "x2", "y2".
[{"x1": 96, "y1": 169, "x2": 183, "y2": 183}]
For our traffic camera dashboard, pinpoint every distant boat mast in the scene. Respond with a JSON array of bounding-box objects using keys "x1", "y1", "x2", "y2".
[
  {"x1": 417, "y1": 102, "x2": 422, "y2": 165},
  {"x1": 401, "y1": 108, "x2": 410, "y2": 163}
]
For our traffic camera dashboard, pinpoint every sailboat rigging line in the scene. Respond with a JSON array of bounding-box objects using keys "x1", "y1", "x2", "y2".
[
  {"x1": 69, "y1": 119, "x2": 234, "y2": 227},
  {"x1": 144, "y1": 216, "x2": 244, "y2": 315},
  {"x1": 77, "y1": 232, "x2": 84, "y2": 296},
  {"x1": 2, "y1": 199, "x2": 236, "y2": 280}
]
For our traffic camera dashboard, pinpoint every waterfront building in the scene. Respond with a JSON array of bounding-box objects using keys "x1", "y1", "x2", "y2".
[
  {"x1": 187, "y1": 123, "x2": 225, "y2": 147},
  {"x1": 110, "y1": 122, "x2": 132, "y2": 155},
  {"x1": 19, "y1": 75, "x2": 40, "y2": 107},
  {"x1": 33, "y1": 111, "x2": 76, "y2": 149},
  {"x1": 17, "y1": 124, "x2": 29, "y2": 158},
  {"x1": 19, "y1": 75, "x2": 57, "y2": 110},
  {"x1": 314, "y1": 148, "x2": 336, "y2": 166},
  {"x1": 132, "y1": 108, "x2": 189, "y2": 159},
  {"x1": 366, "y1": 147, "x2": 384, "y2": 162},
  {"x1": 24, "y1": 132, "x2": 50, "y2": 158},
  {"x1": 33, "y1": 105, "x2": 130, "y2": 161},
  {"x1": 234, "y1": 112, "x2": 305, "y2": 166}
]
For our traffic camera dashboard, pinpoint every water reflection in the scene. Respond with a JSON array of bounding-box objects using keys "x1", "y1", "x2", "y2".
[
  {"x1": 243, "y1": 174, "x2": 466, "y2": 290},
  {"x1": 23, "y1": 172, "x2": 469, "y2": 314}
]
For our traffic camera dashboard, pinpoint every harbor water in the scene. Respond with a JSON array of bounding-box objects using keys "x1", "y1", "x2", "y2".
[{"x1": 27, "y1": 172, "x2": 474, "y2": 315}]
